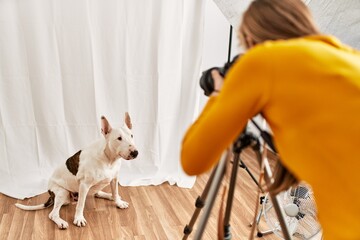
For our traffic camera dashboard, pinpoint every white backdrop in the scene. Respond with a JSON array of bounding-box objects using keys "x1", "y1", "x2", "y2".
[{"x1": 0, "y1": 0, "x2": 206, "y2": 199}]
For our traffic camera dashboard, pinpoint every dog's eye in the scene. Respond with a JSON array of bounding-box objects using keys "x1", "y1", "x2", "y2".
[
  {"x1": 117, "y1": 137, "x2": 122, "y2": 141},
  {"x1": 131, "y1": 134, "x2": 133, "y2": 138}
]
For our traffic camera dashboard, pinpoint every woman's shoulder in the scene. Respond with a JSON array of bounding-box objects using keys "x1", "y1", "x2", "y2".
[
  {"x1": 260, "y1": 34, "x2": 357, "y2": 54},
  {"x1": 245, "y1": 35, "x2": 343, "y2": 62}
]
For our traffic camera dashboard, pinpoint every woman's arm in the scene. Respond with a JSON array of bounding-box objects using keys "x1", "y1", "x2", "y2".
[{"x1": 181, "y1": 47, "x2": 273, "y2": 175}]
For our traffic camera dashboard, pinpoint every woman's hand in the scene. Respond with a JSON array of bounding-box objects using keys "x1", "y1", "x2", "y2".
[{"x1": 210, "y1": 70, "x2": 224, "y2": 96}]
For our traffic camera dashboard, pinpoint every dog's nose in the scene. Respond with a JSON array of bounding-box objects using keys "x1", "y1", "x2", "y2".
[{"x1": 130, "y1": 150, "x2": 138, "y2": 158}]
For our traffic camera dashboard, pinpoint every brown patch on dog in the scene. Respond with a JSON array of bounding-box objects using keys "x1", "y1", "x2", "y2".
[
  {"x1": 66, "y1": 150, "x2": 81, "y2": 176},
  {"x1": 44, "y1": 190, "x2": 55, "y2": 208}
]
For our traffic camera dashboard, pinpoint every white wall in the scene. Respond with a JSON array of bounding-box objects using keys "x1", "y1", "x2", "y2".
[
  {"x1": 200, "y1": 0, "x2": 262, "y2": 135},
  {"x1": 198, "y1": 0, "x2": 240, "y2": 111},
  {"x1": 201, "y1": 0, "x2": 240, "y2": 72}
]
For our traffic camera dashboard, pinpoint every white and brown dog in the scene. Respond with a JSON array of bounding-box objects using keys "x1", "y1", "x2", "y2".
[{"x1": 15, "y1": 113, "x2": 138, "y2": 229}]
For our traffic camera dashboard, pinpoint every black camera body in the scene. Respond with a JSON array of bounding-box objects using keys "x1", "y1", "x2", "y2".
[{"x1": 199, "y1": 54, "x2": 240, "y2": 96}]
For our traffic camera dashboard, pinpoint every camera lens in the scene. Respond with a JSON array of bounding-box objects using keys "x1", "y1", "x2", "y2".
[
  {"x1": 199, "y1": 54, "x2": 241, "y2": 96},
  {"x1": 199, "y1": 67, "x2": 219, "y2": 96}
]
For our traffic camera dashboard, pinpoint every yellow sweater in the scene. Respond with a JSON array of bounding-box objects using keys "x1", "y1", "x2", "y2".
[{"x1": 181, "y1": 35, "x2": 360, "y2": 239}]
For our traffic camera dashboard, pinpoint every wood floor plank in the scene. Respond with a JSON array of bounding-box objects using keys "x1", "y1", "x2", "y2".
[
  {"x1": 1, "y1": 148, "x2": 287, "y2": 239},
  {"x1": 0, "y1": 214, "x2": 13, "y2": 240},
  {"x1": 7, "y1": 208, "x2": 25, "y2": 240},
  {"x1": 33, "y1": 206, "x2": 53, "y2": 240}
]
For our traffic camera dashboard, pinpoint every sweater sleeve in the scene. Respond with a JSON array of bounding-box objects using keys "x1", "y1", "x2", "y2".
[{"x1": 181, "y1": 46, "x2": 273, "y2": 175}]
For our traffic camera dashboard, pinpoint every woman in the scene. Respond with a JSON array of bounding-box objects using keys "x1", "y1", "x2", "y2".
[{"x1": 181, "y1": 0, "x2": 360, "y2": 239}]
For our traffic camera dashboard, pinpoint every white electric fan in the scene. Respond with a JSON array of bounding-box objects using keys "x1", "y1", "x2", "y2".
[{"x1": 262, "y1": 182, "x2": 323, "y2": 239}]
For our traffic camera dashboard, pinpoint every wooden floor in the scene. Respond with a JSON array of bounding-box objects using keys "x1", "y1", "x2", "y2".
[{"x1": 0, "y1": 149, "x2": 311, "y2": 240}]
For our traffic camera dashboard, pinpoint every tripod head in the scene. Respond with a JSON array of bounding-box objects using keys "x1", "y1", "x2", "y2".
[
  {"x1": 233, "y1": 119, "x2": 276, "y2": 155},
  {"x1": 232, "y1": 130, "x2": 260, "y2": 154}
]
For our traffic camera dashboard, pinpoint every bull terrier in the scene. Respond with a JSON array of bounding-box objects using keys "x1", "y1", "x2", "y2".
[{"x1": 15, "y1": 113, "x2": 138, "y2": 229}]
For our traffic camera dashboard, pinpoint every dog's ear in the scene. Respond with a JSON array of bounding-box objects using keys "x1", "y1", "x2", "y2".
[
  {"x1": 125, "y1": 112, "x2": 132, "y2": 130},
  {"x1": 101, "y1": 116, "x2": 112, "y2": 136}
]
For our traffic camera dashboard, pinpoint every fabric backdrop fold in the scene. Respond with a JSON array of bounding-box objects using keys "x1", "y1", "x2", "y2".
[{"x1": 0, "y1": 0, "x2": 205, "y2": 199}]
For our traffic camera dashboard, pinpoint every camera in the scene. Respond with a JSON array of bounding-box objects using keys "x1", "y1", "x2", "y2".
[{"x1": 199, "y1": 54, "x2": 241, "y2": 96}]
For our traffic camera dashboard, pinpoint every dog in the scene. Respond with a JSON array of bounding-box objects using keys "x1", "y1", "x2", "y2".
[{"x1": 15, "y1": 113, "x2": 138, "y2": 229}]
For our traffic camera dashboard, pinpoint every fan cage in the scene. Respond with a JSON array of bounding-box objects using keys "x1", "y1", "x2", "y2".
[{"x1": 263, "y1": 182, "x2": 322, "y2": 239}]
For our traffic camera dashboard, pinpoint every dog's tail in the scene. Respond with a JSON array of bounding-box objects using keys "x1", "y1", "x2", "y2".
[{"x1": 15, "y1": 191, "x2": 55, "y2": 211}]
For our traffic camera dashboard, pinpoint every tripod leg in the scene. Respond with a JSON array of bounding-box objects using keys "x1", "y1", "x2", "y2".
[
  {"x1": 239, "y1": 160, "x2": 264, "y2": 193},
  {"x1": 182, "y1": 165, "x2": 218, "y2": 240},
  {"x1": 193, "y1": 151, "x2": 230, "y2": 240},
  {"x1": 253, "y1": 149, "x2": 293, "y2": 240},
  {"x1": 223, "y1": 152, "x2": 241, "y2": 240}
]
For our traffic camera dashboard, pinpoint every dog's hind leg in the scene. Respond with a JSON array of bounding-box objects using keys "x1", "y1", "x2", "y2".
[
  {"x1": 95, "y1": 191, "x2": 113, "y2": 201},
  {"x1": 48, "y1": 187, "x2": 70, "y2": 229}
]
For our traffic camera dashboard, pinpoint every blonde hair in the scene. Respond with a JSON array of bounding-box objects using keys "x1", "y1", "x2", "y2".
[{"x1": 239, "y1": 0, "x2": 320, "y2": 49}]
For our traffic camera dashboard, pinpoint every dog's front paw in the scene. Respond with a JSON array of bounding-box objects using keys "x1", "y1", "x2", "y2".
[
  {"x1": 73, "y1": 215, "x2": 87, "y2": 227},
  {"x1": 116, "y1": 199, "x2": 129, "y2": 209},
  {"x1": 57, "y1": 219, "x2": 69, "y2": 229},
  {"x1": 50, "y1": 216, "x2": 69, "y2": 229}
]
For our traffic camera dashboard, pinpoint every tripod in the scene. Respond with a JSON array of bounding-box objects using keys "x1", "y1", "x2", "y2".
[{"x1": 182, "y1": 128, "x2": 293, "y2": 240}]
